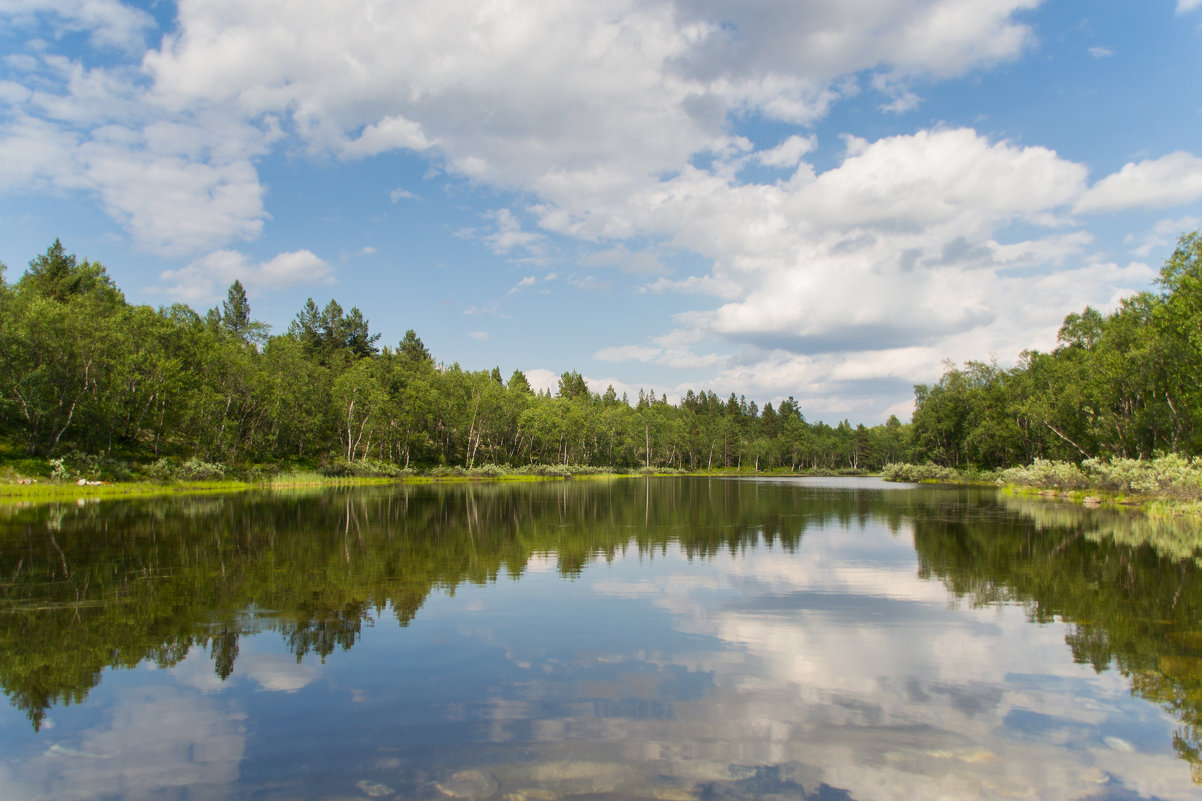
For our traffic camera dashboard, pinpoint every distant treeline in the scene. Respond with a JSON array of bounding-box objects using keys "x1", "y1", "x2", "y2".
[
  {"x1": 5, "y1": 233, "x2": 1199, "y2": 475},
  {"x1": 0, "y1": 240, "x2": 909, "y2": 473},
  {"x1": 911, "y1": 231, "x2": 1202, "y2": 469}
]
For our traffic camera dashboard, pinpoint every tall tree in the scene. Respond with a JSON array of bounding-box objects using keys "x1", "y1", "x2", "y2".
[
  {"x1": 398, "y1": 329, "x2": 432, "y2": 364},
  {"x1": 19, "y1": 239, "x2": 122, "y2": 305},
  {"x1": 220, "y1": 280, "x2": 267, "y2": 345}
]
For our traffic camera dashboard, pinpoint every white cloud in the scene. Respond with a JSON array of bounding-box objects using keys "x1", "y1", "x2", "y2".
[
  {"x1": 594, "y1": 345, "x2": 662, "y2": 363},
  {"x1": 1178, "y1": 0, "x2": 1202, "y2": 13},
  {"x1": 1088, "y1": 46, "x2": 1113, "y2": 58},
  {"x1": 755, "y1": 135, "x2": 817, "y2": 168},
  {"x1": 1076, "y1": 152, "x2": 1202, "y2": 213},
  {"x1": 579, "y1": 246, "x2": 667, "y2": 275},
  {"x1": 0, "y1": 0, "x2": 155, "y2": 53},
  {"x1": 389, "y1": 187, "x2": 419, "y2": 202},
  {"x1": 523, "y1": 368, "x2": 559, "y2": 395},
  {"x1": 485, "y1": 209, "x2": 543, "y2": 256},
  {"x1": 1126, "y1": 216, "x2": 1201, "y2": 257},
  {"x1": 340, "y1": 114, "x2": 434, "y2": 158},
  {"x1": 135, "y1": 0, "x2": 1044, "y2": 216},
  {"x1": 470, "y1": 330, "x2": 490, "y2": 341},
  {"x1": 157, "y1": 248, "x2": 333, "y2": 305}
]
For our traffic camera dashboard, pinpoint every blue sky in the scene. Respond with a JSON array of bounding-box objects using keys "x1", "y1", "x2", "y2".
[{"x1": 2, "y1": 0, "x2": 1201, "y2": 423}]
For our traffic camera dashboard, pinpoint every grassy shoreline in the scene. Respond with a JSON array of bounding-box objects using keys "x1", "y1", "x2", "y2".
[
  {"x1": 0, "y1": 464, "x2": 886, "y2": 505},
  {"x1": 881, "y1": 459, "x2": 1202, "y2": 518}
]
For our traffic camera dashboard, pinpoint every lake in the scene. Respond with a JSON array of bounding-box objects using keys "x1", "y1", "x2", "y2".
[{"x1": 0, "y1": 476, "x2": 1200, "y2": 800}]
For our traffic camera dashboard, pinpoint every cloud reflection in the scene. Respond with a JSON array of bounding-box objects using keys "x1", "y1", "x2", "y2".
[
  {"x1": 466, "y1": 522, "x2": 1200, "y2": 800},
  {"x1": 0, "y1": 685, "x2": 245, "y2": 801}
]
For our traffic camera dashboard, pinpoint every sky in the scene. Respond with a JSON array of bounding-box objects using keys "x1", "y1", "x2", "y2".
[{"x1": 1, "y1": 0, "x2": 1201, "y2": 424}]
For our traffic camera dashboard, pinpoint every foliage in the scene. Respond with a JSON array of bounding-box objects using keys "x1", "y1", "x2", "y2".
[
  {"x1": 994, "y1": 458, "x2": 1090, "y2": 491},
  {"x1": 880, "y1": 462, "x2": 964, "y2": 483},
  {"x1": 178, "y1": 458, "x2": 227, "y2": 481},
  {"x1": 0, "y1": 239, "x2": 917, "y2": 478},
  {"x1": 908, "y1": 230, "x2": 1202, "y2": 471}
]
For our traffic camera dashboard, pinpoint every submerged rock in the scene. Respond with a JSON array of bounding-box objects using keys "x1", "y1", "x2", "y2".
[
  {"x1": 436, "y1": 769, "x2": 500, "y2": 800},
  {"x1": 356, "y1": 779, "x2": 396, "y2": 798}
]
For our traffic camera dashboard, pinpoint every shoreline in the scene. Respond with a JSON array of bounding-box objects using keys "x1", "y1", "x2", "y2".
[{"x1": 0, "y1": 466, "x2": 884, "y2": 505}]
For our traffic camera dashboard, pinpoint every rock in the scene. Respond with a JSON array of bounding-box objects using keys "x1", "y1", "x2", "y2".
[
  {"x1": 436, "y1": 769, "x2": 499, "y2": 800},
  {"x1": 356, "y1": 779, "x2": 396, "y2": 798},
  {"x1": 1103, "y1": 736, "x2": 1135, "y2": 753},
  {"x1": 502, "y1": 791, "x2": 559, "y2": 801},
  {"x1": 77, "y1": 478, "x2": 88, "y2": 486},
  {"x1": 1082, "y1": 496, "x2": 1102, "y2": 507}
]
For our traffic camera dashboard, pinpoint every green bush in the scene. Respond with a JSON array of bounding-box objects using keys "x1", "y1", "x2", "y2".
[
  {"x1": 178, "y1": 458, "x2": 227, "y2": 481},
  {"x1": 881, "y1": 463, "x2": 961, "y2": 483},
  {"x1": 48, "y1": 451, "x2": 134, "y2": 482},
  {"x1": 996, "y1": 458, "x2": 1089, "y2": 490},
  {"x1": 146, "y1": 457, "x2": 179, "y2": 480},
  {"x1": 318, "y1": 458, "x2": 408, "y2": 478}
]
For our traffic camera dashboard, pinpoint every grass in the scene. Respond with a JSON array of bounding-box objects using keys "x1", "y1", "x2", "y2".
[{"x1": 0, "y1": 456, "x2": 889, "y2": 506}]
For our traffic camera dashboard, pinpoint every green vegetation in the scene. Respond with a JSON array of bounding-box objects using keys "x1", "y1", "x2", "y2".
[
  {"x1": 881, "y1": 229, "x2": 1202, "y2": 505},
  {"x1": 0, "y1": 240, "x2": 912, "y2": 483},
  {"x1": 910, "y1": 231, "x2": 1202, "y2": 469},
  {"x1": 5, "y1": 230, "x2": 1200, "y2": 497}
]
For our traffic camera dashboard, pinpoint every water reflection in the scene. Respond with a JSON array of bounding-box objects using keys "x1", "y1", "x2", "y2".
[{"x1": 0, "y1": 478, "x2": 1200, "y2": 799}]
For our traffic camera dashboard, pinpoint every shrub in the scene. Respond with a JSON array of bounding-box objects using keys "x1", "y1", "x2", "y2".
[
  {"x1": 178, "y1": 458, "x2": 227, "y2": 481},
  {"x1": 318, "y1": 458, "x2": 407, "y2": 478},
  {"x1": 146, "y1": 457, "x2": 179, "y2": 480},
  {"x1": 48, "y1": 451, "x2": 134, "y2": 482},
  {"x1": 995, "y1": 459, "x2": 1089, "y2": 490},
  {"x1": 881, "y1": 463, "x2": 961, "y2": 483}
]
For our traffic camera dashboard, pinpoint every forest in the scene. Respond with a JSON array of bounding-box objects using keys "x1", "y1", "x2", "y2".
[
  {"x1": 1, "y1": 231, "x2": 1199, "y2": 477},
  {"x1": 0, "y1": 239, "x2": 909, "y2": 476},
  {"x1": 910, "y1": 230, "x2": 1202, "y2": 469}
]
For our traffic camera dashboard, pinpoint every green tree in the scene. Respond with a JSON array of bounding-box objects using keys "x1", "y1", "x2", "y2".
[
  {"x1": 220, "y1": 280, "x2": 268, "y2": 345},
  {"x1": 398, "y1": 329, "x2": 433, "y2": 364}
]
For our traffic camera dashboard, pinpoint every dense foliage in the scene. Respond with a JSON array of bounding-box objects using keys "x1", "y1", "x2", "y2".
[
  {"x1": 0, "y1": 240, "x2": 911, "y2": 474},
  {"x1": 911, "y1": 231, "x2": 1202, "y2": 469}
]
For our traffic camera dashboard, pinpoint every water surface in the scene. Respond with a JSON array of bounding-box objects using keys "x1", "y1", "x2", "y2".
[{"x1": 1, "y1": 477, "x2": 1200, "y2": 800}]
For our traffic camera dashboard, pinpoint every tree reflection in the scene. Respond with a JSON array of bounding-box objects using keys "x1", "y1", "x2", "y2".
[
  {"x1": 912, "y1": 492, "x2": 1202, "y2": 781},
  {"x1": 2, "y1": 478, "x2": 1202, "y2": 785}
]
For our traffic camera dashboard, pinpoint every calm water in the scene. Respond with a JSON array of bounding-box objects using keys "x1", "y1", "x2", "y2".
[{"x1": 1, "y1": 477, "x2": 1200, "y2": 800}]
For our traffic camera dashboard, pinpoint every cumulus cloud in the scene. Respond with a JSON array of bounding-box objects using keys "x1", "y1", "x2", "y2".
[
  {"x1": 755, "y1": 135, "x2": 817, "y2": 168},
  {"x1": 615, "y1": 130, "x2": 1088, "y2": 359},
  {"x1": 1076, "y1": 152, "x2": 1202, "y2": 213},
  {"x1": 0, "y1": 0, "x2": 155, "y2": 53},
  {"x1": 157, "y1": 248, "x2": 333, "y2": 305}
]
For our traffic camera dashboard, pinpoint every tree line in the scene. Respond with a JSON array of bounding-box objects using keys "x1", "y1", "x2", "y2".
[
  {"x1": 910, "y1": 230, "x2": 1202, "y2": 469},
  {"x1": 8, "y1": 232, "x2": 1196, "y2": 476},
  {"x1": 0, "y1": 240, "x2": 910, "y2": 473}
]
